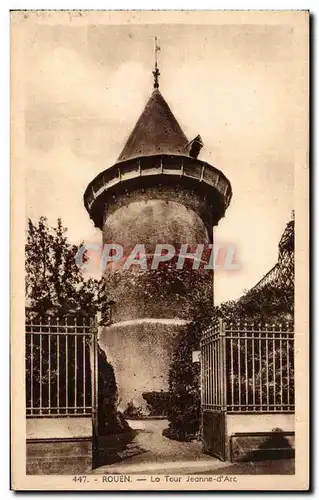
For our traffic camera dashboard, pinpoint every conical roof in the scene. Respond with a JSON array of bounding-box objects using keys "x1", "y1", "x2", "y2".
[{"x1": 117, "y1": 89, "x2": 189, "y2": 162}]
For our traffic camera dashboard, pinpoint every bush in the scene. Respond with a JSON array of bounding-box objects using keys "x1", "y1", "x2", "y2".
[
  {"x1": 122, "y1": 400, "x2": 145, "y2": 419},
  {"x1": 165, "y1": 325, "x2": 201, "y2": 441},
  {"x1": 142, "y1": 391, "x2": 170, "y2": 416}
]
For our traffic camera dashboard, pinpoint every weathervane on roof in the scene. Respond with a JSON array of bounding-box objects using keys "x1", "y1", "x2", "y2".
[{"x1": 153, "y1": 37, "x2": 161, "y2": 89}]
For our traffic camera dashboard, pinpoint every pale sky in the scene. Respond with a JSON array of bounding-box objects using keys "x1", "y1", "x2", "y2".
[{"x1": 23, "y1": 19, "x2": 294, "y2": 304}]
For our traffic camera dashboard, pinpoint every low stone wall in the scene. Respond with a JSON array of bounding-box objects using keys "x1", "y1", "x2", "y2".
[
  {"x1": 227, "y1": 413, "x2": 295, "y2": 462},
  {"x1": 26, "y1": 437, "x2": 92, "y2": 475},
  {"x1": 202, "y1": 411, "x2": 295, "y2": 462},
  {"x1": 26, "y1": 417, "x2": 92, "y2": 475},
  {"x1": 230, "y1": 432, "x2": 295, "y2": 462}
]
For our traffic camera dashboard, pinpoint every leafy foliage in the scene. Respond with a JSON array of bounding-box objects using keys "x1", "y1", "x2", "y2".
[
  {"x1": 122, "y1": 400, "x2": 145, "y2": 420},
  {"x1": 142, "y1": 391, "x2": 170, "y2": 417},
  {"x1": 165, "y1": 324, "x2": 201, "y2": 441},
  {"x1": 214, "y1": 281, "x2": 294, "y2": 325},
  {"x1": 25, "y1": 217, "x2": 100, "y2": 318},
  {"x1": 103, "y1": 261, "x2": 213, "y2": 320}
]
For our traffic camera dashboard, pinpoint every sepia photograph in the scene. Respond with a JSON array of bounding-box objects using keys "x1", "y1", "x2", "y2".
[{"x1": 10, "y1": 10, "x2": 309, "y2": 491}]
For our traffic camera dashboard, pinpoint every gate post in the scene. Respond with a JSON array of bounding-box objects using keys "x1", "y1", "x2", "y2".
[
  {"x1": 219, "y1": 318, "x2": 229, "y2": 460},
  {"x1": 201, "y1": 319, "x2": 229, "y2": 461},
  {"x1": 219, "y1": 318, "x2": 226, "y2": 412}
]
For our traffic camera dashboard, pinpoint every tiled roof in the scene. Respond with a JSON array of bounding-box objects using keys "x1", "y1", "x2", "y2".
[{"x1": 117, "y1": 89, "x2": 189, "y2": 162}]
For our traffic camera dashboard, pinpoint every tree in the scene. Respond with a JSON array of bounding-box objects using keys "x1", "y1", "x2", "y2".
[{"x1": 25, "y1": 217, "x2": 100, "y2": 318}]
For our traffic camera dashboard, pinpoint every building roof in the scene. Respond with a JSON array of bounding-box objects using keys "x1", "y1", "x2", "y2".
[{"x1": 117, "y1": 89, "x2": 189, "y2": 162}]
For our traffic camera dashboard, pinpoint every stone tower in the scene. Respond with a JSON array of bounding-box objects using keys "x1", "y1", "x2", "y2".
[{"x1": 84, "y1": 62, "x2": 232, "y2": 408}]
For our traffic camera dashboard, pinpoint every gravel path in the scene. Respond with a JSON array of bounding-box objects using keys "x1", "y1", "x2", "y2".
[{"x1": 93, "y1": 419, "x2": 223, "y2": 474}]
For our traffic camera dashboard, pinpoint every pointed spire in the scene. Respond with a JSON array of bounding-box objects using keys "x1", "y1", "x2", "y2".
[
  {"x1": 116, "y1": 38, "x2": 191, "y2": 163},
  {"x1": 117, "y1": 90, "x2": 189, "y2": 162},
  {"x1": 153, "y1": 37, "x2": 160, "y2": 89}
]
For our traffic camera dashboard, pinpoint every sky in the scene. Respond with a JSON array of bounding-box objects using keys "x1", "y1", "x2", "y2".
[{"x1": 23, "y1": 18, "x2": 294, "y2": 304}]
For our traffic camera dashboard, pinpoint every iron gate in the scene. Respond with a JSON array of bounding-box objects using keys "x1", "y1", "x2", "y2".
[
  {"x1": 200, "y1": 319, "x2": 227, "y2": 460},
  {"x1": 200, "y1": 319, "x2": 294, "y2": 460},
  {"x1": 26, "y1": 316, "x2": 98, "y2": 417}
]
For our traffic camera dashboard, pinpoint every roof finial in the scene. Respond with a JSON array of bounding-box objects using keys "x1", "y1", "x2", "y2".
[{"x1": 153, "y1": 36, "x2": 160, "y2": 89}]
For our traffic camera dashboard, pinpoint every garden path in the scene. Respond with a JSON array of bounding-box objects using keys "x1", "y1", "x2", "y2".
[{"x1": 93, "y1": 418, "x2": 223, "y2": 474}]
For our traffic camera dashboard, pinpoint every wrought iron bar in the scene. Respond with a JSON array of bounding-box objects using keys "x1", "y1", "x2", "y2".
[
  {"x1": 244, "y1": 322, "x2": 248, "y2": 408},
  {"x1": 265, "y1": 326, "x2": 269, "y2": 411},
  {"x1": 230, "y1": 330, "x2": 234, "y2": 411},
  {"x1": 57, "y1": 328, "x2": 60, "y2": 415},
  {"x1": 30, "y1": 332, "x2": 33, "y2": 415},
  {"x1": 273, "y1": 324, "x2": 276, "y2": 409},
  {"x1": 74, "y1": 318, "x2": 77, "y2": 414},
  {"x1": 237, "y1": 329, "x2": 241, "y2": 407},
  {"x1": 39, "y1": 325, "x2": 42, "y2": 416},
  {"x1": 83, "y1": 335, "x2": 86, "y2": 414},
  {"x1": 252, "y1": 325, "x2": 255, "y2": 409}
]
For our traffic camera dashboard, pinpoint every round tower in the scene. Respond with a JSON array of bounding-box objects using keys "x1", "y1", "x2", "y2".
[{"x1": 84, "y1": 64, "x2": 232, "y2": 408}]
